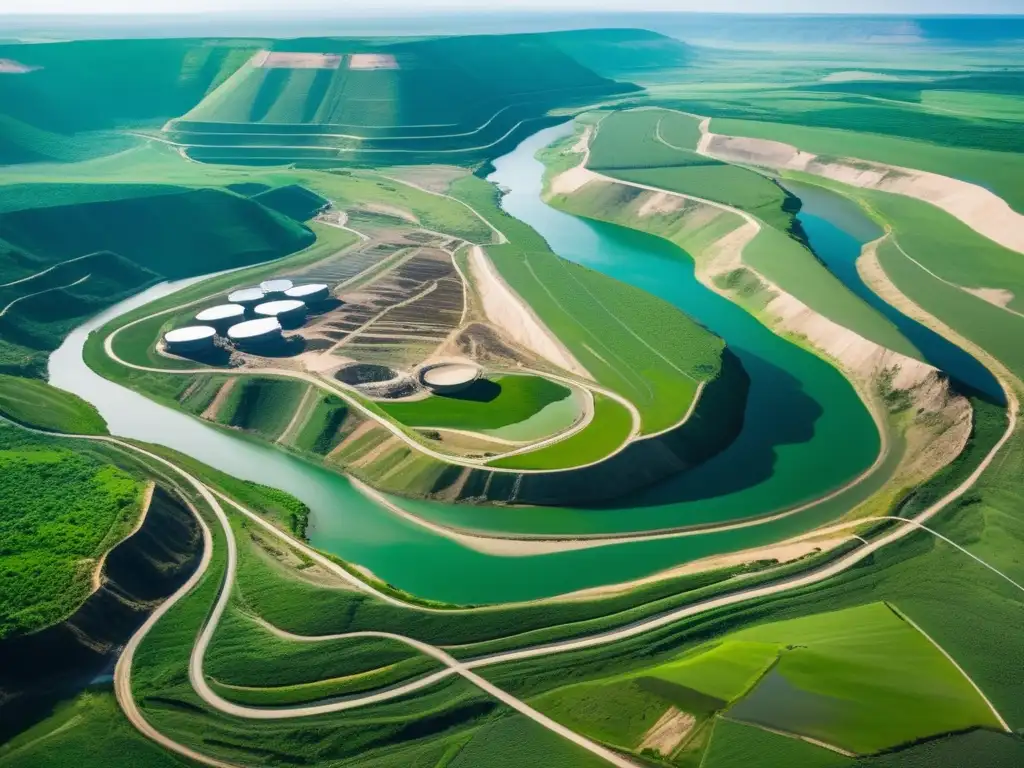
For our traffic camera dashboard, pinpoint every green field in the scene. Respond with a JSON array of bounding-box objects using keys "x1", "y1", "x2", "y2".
[
  {"x1": 0, "y1": 436, "x2": 142, "y2": 638},
  {"x1": 709, "y1": 117, "x2": 1024, "y2": 213},
  {"x1": 486, "y1": 394, "x2": 633, "y2": 470},
  {"x1": 589, "y1": 109, "x2": 801, "y2": 233},
  {"x1": 0, "y1": 688, "x2": 190, "y2": 768},
  {"x1": 454, "y1": 176, "x2": 721, "y2": 434},
  {"x1": 0, "y1": 376, "x2": 107, "y2": 435},
  {"x1": 217, "y1": 377, "x2": 308, "y2": 441},
  {"x1": 0, "y1": 185, "x2": 313, "y2": 279},
  {"x1": 723, "y1": 602, "x2": 1000, "y2": 752},
  {"x1": 702, "y1": 718, "x2": 851, "y2": 768},
  {"x1": 381, "y1": 375, "x2": 574, "y2": 433}
]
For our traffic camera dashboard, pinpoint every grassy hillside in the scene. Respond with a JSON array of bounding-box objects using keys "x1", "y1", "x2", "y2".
[
  {"x1": 453, "y1": 178, "x2": 724, "y2": 436},
  {"x1": 217, "y1": 378, "x2": 308, "y2": 441},
  {"x1": 0, "y1": 182, "x2": 314, "y2": 377},
  {"x1": 0, "y1": 376, "x2": 107, "y2": 435},
  {"x1": 0, "y1": 430, "x2": 143, "y2": 638},
  {"x1": 0, "y1": 185, "x2": 313, "y2": 278},
  {"x1": 251, "y1": 184, "x2": 329, "y2": 221}
]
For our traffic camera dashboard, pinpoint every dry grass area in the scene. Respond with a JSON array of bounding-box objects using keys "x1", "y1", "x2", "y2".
[
  {"x1": 253, "y1": 51, "x2": 342, "y2": 69},
  {"x1": 0, "y1": 58, "x2": 38, "y2": 74},
  {"x1": 638, "y1": 707, "x2": 696, "y2": 757},
  {"x1": 348, "y1": 53, "x2": 399, "y2": 70}
]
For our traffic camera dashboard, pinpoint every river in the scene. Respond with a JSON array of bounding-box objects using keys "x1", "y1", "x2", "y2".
[
  {"x1": 782, "y1": 179, "x2": 1003, "y2": 404},
  {"x1": 48, "y1": 125, "x2": 908, "y2": 604}
]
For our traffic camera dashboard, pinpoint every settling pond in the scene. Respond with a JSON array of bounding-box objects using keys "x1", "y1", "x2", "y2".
[{"x1": 48, "y1": 125, "x2": 944, "y2": 604}]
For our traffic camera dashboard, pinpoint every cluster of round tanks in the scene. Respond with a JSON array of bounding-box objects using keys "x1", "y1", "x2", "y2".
[
  {"x1": 163, "y1": 325, "x2": 217, "y2": 353},
  {"x1": 227, "y1": 317, "x2": 283, "y2": 347},
  {"x1": 163, "y1": 278, "x2": 330, "y2": 353}
]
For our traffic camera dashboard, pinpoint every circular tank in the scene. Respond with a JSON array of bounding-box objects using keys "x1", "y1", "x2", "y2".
[
  {"x1": 163, "y1": 325, "x2": 217, "y2": 353},
  {"x1": 284, "y1": 283, "x2": 330, "y2": 303},
  {"x1": 227, "y1": 287, "x2": 265, "y2": 306},
  {"x1": 195, "y1": 303, "x2": 245, "y2": 330},
  {"x1": 419, "y1": 362, "x2": 481, "y2": 394},
  {"x1": 260, "y1": 278, "x2": 294, "y2": 296},
  {"x1": 254, "y1": 299, "x2": 306, "y2": 322},
  {"x1": 227, "y1": 317, "x2": 283, "y2": 347}
]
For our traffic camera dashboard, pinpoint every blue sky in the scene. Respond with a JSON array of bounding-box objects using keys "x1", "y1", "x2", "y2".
[{"x1": 4, "y1": 0, "x2": 1023, "y2": 13}]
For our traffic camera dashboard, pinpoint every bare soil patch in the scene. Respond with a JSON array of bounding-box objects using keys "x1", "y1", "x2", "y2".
[
  {"x1": 638, "y1": 707, "x2": 696, "y2": 756},
  {"x1": 349, "y1": 53, "x2": 399, "y2": 70},
  {"x1": 253, "y1": 51, "x2": 342, "y2": 69}
]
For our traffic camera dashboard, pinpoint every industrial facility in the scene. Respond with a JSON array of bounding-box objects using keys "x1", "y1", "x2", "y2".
[
  {"x1": 163, "y1": 325, "x2": 217, "y2": 353},
  {"x1": 227, "y1": 287, "x2": 266, "y2": 306},
  {"x1": 284, "y1": 283, "x2": 331, "y2": 303},
  {"x1": 260, "y1": 278, "x2": 294, "y2": 296},
  {"x1": 195, "y1": 303, "x2": 246, "y2": 330},
  {"x1": 254, "y1": 299, "x2": 306, "y2": 325},
  {"x1": 227, "y1": 317, "x2": 283, "y2": 348},
  {"x1": 419, "y1": 362, "x2": 481, "y2": 394}
]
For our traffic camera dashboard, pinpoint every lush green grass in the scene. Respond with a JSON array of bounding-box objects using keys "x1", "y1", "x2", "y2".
[
  {"x1": 207, "y1": 656, "x2": 437, "y2": 707},
  {"x1": 0, "y1": 375, "x2": 107, "y2": 434},
  {"x1": 650, "y1": 640, "x2": 778, "y2": 701},
  {"x1": 455, "y1": 172, "x2": 721, "y2": 434},
  {"x1": 702, "y1": 717, "x2": 851, "y2": 768},
  {"x1": 709, "y1": 117, "x2": 1024, "y2": 213},
  {"x1": 532, "y1": 677, "x2": 687, "y2": 749},
  {"x1": 215, "y1": 377, "x2": 307, "y2": 441},
  {"x1": 293, "y1": 392, "x2": 349, "y2": 455},
  {"x1": 588, "y1": 109, "x2": 717, "y2": 171},
  {"x1": 589, "y1": 108, "x2": 800, "y2": 233},
  {"x1": 381, "y1": 375, "x2": 572, "y2": 432},
  {"x1": 531, "y1": 601, "x2": 996, "y2": 754},
  {"x1": 251, "y1": 183, "x2": 328, "y2": 222},
  {"x1": 856, "y1": 191, "x2": 1024, "y2": 313},
  {"x1": 0, "y1": 443, "x2": 142, "y2": 638},
  {"x1": 447, "y1": 713, "x2": 610, "y2": 768},
  {"x1": 486, "y1": 394, "x2": 633, "y2": 470},
  {"x1": 723, "y1": 602, "x2": 1000, "y2": 753},
  {"x1": 0, "y1": 185, "x2": 314, "y2": 280},
  {"x1": 0, "y1": 688, "x2": 191, "y2": 768},
  {"x1": 206, "y1": 602, "x2": 430, "y2": 689}
]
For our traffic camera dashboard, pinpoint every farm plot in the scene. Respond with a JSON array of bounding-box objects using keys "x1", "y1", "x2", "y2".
[
  {"x1": 311, "y1": 247, "x2": 465, "y2": 369},
  {"x1": 380, "y1": 374, "x2": 579, "y2": 437},
  {"x1": 531, "y1": 602, "x2": 999, "y2": 759}
]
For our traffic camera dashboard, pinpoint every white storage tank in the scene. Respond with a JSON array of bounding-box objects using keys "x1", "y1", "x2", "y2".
[
  {"x1": 195, "y1": 303, "x2": 245, "y2": 331},
  {"x1": 227, "y1": 317, "x2": 283, "y2": 348},
  {"x1": 260, "y1": 278, "x2": 294, "y2": 296},
  {"x1": 164, "y1": 325, "x2": 217, "y2": 354},
  {"x1": 227, "y1": 287, "x2": 265, "y2": 307},
  {"x1": 254, "y1": 299, "x2": 306, "y2": 324},
  {"x1": 284, "y1": 283, "x2": 330, "y2": 303},
  {"x1": 419, "y1": 362, "x2": 481, "y2": 394}
]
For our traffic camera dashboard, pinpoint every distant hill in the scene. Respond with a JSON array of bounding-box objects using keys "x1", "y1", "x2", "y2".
[{"x1": 0, "y1": 184, "x2": 314, "y2": 376}]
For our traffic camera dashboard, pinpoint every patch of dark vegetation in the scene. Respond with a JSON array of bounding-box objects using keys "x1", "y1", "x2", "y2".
[
  {"x1": 0, "y1": 483, "x2": 201, "y2": 742},
  {"x1": 334, "y1": 363, "x2": 398, "y2": 385}
]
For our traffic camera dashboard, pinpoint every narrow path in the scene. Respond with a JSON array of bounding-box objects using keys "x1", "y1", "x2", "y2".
[
  {"x1": 0, "y1": 252, "x2": 99, "y2": 288},
  {"x1": 0, "y1": 274, "x2": 91, "y2": 318}
]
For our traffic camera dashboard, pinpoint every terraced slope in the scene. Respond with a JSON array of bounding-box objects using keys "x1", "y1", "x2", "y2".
[{"x1": 162, "y1": 31, "x2": 662, "y2": 166}]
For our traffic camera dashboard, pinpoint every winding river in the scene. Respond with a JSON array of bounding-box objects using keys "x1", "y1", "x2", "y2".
[{"x1": 48, "y1": 125, "x2": 917, "y2": 604}]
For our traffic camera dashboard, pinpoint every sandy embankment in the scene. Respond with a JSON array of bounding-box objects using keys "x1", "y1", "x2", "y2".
[
  {"x1": 468, "y1": 245, "x2": 591, "y2": 379},
  {"x1": 703, "y1": 131, "x2": 1024, "y2": 255}
]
